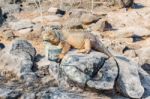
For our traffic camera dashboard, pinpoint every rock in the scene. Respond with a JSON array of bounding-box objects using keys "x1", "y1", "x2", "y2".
[
  {"x1": 67, "y1": 9, "x2": 86, "y2": 18},
  {"x1": 36, "y1": 58, "x2": 51, "y2": 69},
  {"x1": 141, "y1": 64, "x2": 150, "y2": 74},
  {"x1": 0, "y1": 7, "x2": 2, "y2": 16},
  {"x1": 2, "y1": 30, "x2": 15, "y2": 40},
  {"x1": 0, "y1": 0, "x2": 22, "y2": 5},
  {"x1": 61, "y1": 0, "x2": 81, "y2": 6},
  {"x1": 48, "y1": 7, "x2": 58, "y2": 14},
  {"x1": 108, "y1": 40, "x2": 128, "y2": 54},
  {"x1": 21, "y1": 93, "x2": 36, "y2": 99},
  {"x1": 116, "y1": 55, "x2": 144, "y2": 98},
  {"x1": 25, "y1": 0, "x2": 42, "y2": 4},
  {"x1": 60, "y1": 50, "x2": 118, "y2": 90},
  {"x1": 16, "y1": 28, "x2": 33, "y2": 37},
  {"x1": 44, "y1": 42, "x2": 62, "y2": 62},
  {"x1": 0, "y1": 48, "x2": 36, "y2": 81},
  {"x1": 32, "y1": 23, "x2": 43, "y2": 31},
  {"x1": 60, "y1": 0, "x2": 82, "y2": 10},
  {"x1": 123, "y1": 49, "x2": 136, "y2": 58},
  {"x1": 47, "y1": 22, "x2": 62, "y2": 30},
  {"x1": 5, "y1": 14, "x2": 18, "y2": 22},
  {"x1": 24, "y1": 24, "x2": 43, "y2": 40},
  {"x1": 80, "y1": 14, "x2": 100, "y2": 25},
  {"x1": 36, "y1": 58, "x2": 58, "y2": 85},
  {"x1": 145, "y1": 96, "x2": 150, "y2": 99},
  {"x1": 135, "y1": 47, "x2": 150, "y2": 65},
  {"x1": 10, "y1": 39, "x2": 36, "y2": 58},
  {"x1": 0, "y1": 0, "x2": 11, "y2": 5},
  {"x1": 0, "y1": 88, "x2": 21, "y2": 99},
  {"x1": 118, "y1": 0, "x2": 134, "y2": 8},
  {"x1": 32, "y1": 15, "x2": 61, "y2": 23},
  {"x1": 0, "y1": 43, "x2": 5, "y2": 50},
  {"x1": 36, "y1": 87, "x2": 84, "y2": 99},
  {"x1": 63, "y1": 18, "x2": 83, "y2": 29},
  {"x1": 48, "y1": 7, "x2": 65, "y2": 16},
  {"x1": 0, "y1": 7, "x2": 4, "y2": 26},
  {"x1": 9, "y1": 20, "x2": 35, "y2": 31},
  {"x1": 114, "y1": 27, "x2": 150, "y2": 39},
  {"x1": 90, "y1": 19, "x2": 112, "y2": 32},
  {"x1": 35, "y1": 58, "x2": 50, "y2": 77},
  {"x1": 49, "y1": 61, "x2": 70, "y2": 88},
  {"x1": 108, "y1": 0, "x2": 134, "y2": 8},
  {"x1": 48, "y1": 61, "x2": 60, "y2": 83},
  {"x1": 2, "y1": 4, "x2": 22, "y2": 14},
  {"x1": 87, "y1": 57, "x2": 118, "y2": 90},
  {"x1": 139, "y1": 68, "x2": 150, "y2": 98},
  {"x1": 0, "y1": 39, "x2": 37, "y2": 81},
  {"x1": 41, "y1": 75, "x2": 54, "y2": 85}
]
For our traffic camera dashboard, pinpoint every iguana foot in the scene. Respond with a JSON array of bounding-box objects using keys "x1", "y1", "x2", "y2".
[{"x1": 58, "y1": 53, "x2": 65, "y2": 59}]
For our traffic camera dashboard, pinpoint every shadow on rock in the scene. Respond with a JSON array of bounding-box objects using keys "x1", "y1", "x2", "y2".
[
  {"x1": 142, "y1": 63, "x2": 150, "y2": 74},
  {"x1": 132, "y1": 3, "x2": 145, "y2": 9},
  {"x1": 0, "y1": 7, "x2": 5, "y2": 26},
  {"x1": 0, "y1": 43, "x2": 5, "y2": 50}
]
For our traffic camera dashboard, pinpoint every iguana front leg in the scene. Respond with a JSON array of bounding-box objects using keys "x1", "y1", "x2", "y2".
[
  {"x1": 77, "y1": 39, "x2": 91, "y2": 54},
  {"x1": 58, "y1": 41, "x2": 71, "y2": 59}
]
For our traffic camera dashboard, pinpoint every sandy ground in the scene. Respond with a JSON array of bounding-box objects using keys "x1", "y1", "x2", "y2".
[{"x1": 0, "y1": 0, "x2": 149, "y2": 98}]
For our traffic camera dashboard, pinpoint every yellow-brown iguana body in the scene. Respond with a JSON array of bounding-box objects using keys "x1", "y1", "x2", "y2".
[{"x1": 43, "y1": 30, "x2": 113, "y2": 59}]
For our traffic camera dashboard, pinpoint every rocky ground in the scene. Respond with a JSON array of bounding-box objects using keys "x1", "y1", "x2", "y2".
[{"x1": 0, "y1": 0, "x2": 150, "y2": 99}]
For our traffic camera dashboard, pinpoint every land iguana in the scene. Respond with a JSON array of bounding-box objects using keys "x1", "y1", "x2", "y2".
[
  {"x1": 43, "y1": 29, "x2": 120, "y2": 79},
  {"x1": 43, "y1": 29, "x2": 117, "y2": 60}
]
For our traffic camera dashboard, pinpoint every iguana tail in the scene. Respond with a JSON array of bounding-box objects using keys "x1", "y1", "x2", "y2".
[{"x1": 95, "y1": 39, "x2": 120, "y2": 85}]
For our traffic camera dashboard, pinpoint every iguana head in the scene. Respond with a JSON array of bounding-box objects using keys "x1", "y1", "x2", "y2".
[{"x1": 42, "y1": 30, "x2": 60, "y2": 45}]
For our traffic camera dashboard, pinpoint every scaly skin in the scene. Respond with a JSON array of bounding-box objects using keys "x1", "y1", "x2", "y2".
[{"x1": 43, "y1": 30, "x2": 113, "y2": 59}]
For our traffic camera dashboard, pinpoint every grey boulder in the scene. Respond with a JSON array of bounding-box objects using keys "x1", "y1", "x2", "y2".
[
  {"x1": 21, "y1": 93, "x2": 36, "y2": 99},
  {"x1": 139, "y1": 68, "x2": 150, "y2": 98},
  {"x1": 87, "y1": 57, "x2": 118, "y2": 90},
  {"x1": 2, "y1": 4, "x2": 22, "y2": 14},
  {"x1": 90, "y1": 19, "x2": 112, "y2": 32},
  {"x1": 36, "y1": 87, "x2": 84, "y2": 99},
  {"x1": 25, "y1": 0, "x2": 42, "y2": 4},
  {"x1": 0, "y1": 7, "x2": 4, "y2": 26},
  {"x1": 60, "y1": 51, "x2": 118, "y2": 90},
  {"x1": 0, "y1": 39, "x2": 37, "y2": 81},
  {"x1": 80, "y1": 14, "x2": 99, "y2": 25},
  {"x1": 135, "y1": 47, "x2": 150, "y2": 65},
  {"x1": 64, "y1": 18, "x2": 83, "y2": 29},
  {"x1": 116, "y1": 56, "x2": 144, "y2": 98},
  {"x1": 0, "y1": 88, "x2": 21, "y2": 99},
  {"x1": 10, "y1": 39, "x2": 36, "y2": 58},
  {"x1": 108, "y1": 0, "x2": 134, "y2": 8},
  {"x1": 9, "y1": 20, "x2": 35, "y2": 31}
]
